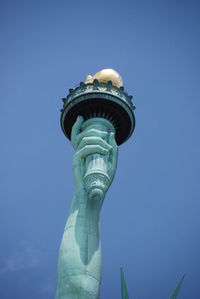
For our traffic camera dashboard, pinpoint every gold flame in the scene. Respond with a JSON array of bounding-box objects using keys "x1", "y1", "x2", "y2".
[{"x1": 85, "y1": 69, "x2": 123, "y2": 88}]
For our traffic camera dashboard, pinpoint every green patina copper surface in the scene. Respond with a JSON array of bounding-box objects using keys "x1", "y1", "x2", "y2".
[
  {"x1": 60, "y1": 79, "x2": 135, "y2": 146},
  {"x1": 56, "y1": 116, "x2": 118, "y2": 299},
  {"x1": 120, "y1": 268, "x2": 184, "y2": 299},
  {"x1": 170, "y1": 275, "x2": 185, "y2": 299},
  {"x1": 56, "y1": 73, "x2": 184, "y2": 299},
  {"x1": 121, "y1": 268, "x2": 129, "y2": 299}
]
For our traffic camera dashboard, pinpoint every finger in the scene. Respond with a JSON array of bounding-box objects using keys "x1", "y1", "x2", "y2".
[
  {"x1": 71, "y1": 115, "x2": 84, "y2": 149},
  {"x1": 76, "y1": 145, "x2": 109, "y2": 159},
  {"x1": 75, "y1": 129, "x2": 108, "y2": 149},
  {"x1": 108, "y1": 132, "x2": 118, "y2": 174},
  {"x1": 77, "y1": 136, "x2": 112, "y2": 151}
]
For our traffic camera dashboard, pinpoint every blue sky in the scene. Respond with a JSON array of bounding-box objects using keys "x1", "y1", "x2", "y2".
[{"x1": 1, "y1": 0, "x2": 200, "y2": 298}]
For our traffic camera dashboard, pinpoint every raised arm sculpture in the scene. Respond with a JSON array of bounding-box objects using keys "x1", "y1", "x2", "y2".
[
  {"x1": 56, "y1": 69, "x2": 135, "y2": 299},
  {"x1": 56, "y1": 115, "x2": 118, "y2": 299},
  {"x1": 55, "y1": 69, "x2": 185, "y2": 299}
]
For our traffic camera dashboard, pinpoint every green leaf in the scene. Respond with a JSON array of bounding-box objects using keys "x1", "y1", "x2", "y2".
[
  {"x1": 121, "y1": 267, "x2": 129, "y2": 299},
  {"x1": 169, "y1": 275, "x2": 185, "y2": 299}
]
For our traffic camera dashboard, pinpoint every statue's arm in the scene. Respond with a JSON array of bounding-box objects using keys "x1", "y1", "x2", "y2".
[
  {"x1": 55, "y1": 116, "x2": 118, "y2": 299},
  {"x1": 56, "y1": 191, "x2": 102, "y2": 299}
]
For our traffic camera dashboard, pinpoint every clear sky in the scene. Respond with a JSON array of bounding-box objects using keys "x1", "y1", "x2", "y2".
[{"x1": 1, "y1": 0, "x2": 200, "y2": 298}]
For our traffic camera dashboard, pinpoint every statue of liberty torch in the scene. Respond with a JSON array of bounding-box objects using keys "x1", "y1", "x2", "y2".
[{"x1": 56, "y1": 69, "x2": 135, "y2": 299}]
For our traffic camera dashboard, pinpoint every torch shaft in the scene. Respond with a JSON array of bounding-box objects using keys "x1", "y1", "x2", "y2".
[{"x1": 81, "y1": 118, "x2": 115, "y2": 201}]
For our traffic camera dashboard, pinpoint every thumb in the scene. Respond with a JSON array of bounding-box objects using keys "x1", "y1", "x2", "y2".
[{"x1": 71, "y1": 115, "x2": 84, "y2": 149}]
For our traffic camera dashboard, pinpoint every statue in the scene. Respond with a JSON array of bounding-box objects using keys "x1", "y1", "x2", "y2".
[
  {"x1": 55, "y1": 69, "x2": 184, "y2": 298},
  {"x1": 55, "y1": 114, "x2": 118, "y2": 299},
  {"x1": 56, "y1": 68, "x2": 135, "y2": 299}
]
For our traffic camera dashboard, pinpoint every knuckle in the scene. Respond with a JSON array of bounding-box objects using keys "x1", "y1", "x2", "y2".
[
  {"x1": 96, "y1": 145, "x2": 105, "y2": 152},
  {"x1": 82, "y1": 136, "x2": 90, "y2": 143},
  {"x1": 90, "y1": 129, "x2": 96, "y2": 135},
  {"x1": 96, "y1": 136, "x2": 103, "y2": 141}
]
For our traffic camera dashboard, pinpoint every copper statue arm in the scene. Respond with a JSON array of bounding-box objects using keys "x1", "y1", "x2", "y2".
[{"x1": 55, "y1": 116, "x2": 118, "y2": 299}]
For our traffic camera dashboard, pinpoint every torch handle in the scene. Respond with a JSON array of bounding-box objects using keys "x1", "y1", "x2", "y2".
[{"x1": 81, "y1": 118, "x2": 115, "y2": 201}]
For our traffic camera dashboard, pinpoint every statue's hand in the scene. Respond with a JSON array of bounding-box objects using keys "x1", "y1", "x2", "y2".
[{"x1": 71, "y1": 116, "x2": 118, "y2": 195}]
